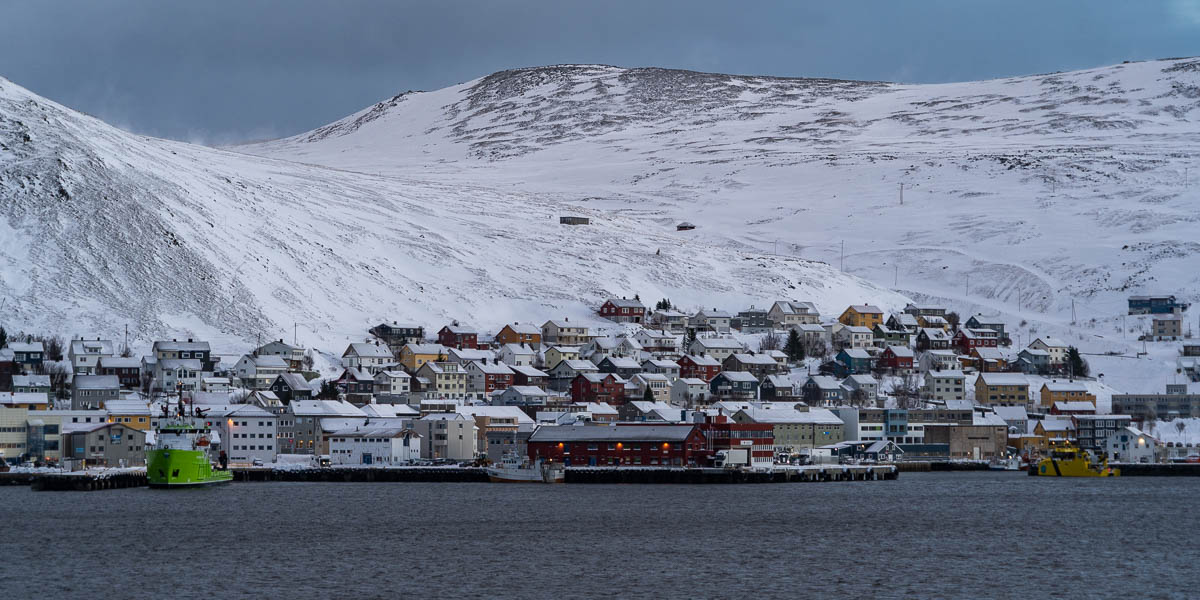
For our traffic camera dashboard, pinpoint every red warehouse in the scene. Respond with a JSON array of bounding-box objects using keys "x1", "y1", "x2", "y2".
[{"x1": 527, "y1": 424, "x2": 707, "y2": 467}]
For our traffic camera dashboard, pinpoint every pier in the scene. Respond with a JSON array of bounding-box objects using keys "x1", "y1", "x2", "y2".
[
  {"x1": 564, "y1": 465, "x2": 897, "y2": 484},
  {"x1": 27, "y1": 469, "x2": 148, "y2": 492}
]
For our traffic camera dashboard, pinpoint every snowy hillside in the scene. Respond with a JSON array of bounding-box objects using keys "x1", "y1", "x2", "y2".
[
  {"x1": 241, "y1": 58, "x2": 1200, "y2": 393},
  {"x1": 0, "y1": 76, "x2": 904, "y2": 352},
  {"x1": 246, "y1": 58, "x2": 1200, "y2": 322}
]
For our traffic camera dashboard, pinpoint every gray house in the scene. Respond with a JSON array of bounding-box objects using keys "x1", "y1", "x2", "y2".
[
  {"x1": 71, "y1": 375, "x2": 120, "y2": 410},
  {"x1": 63, "y1": 422, "x2": 146, "y2": 467}
]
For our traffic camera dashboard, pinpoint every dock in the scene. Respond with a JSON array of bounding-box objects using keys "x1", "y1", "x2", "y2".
[
  {"x1": 232, "y1": 466, "x2": 489, "y2": 483},
  {"x1": 25, "y1": 469, "x2": 148, "y2": 492},
  {"x1": 1112, "y1": 463, "x2": 1200, "y2": 476},
  {"x1": 564, "y1": 465, "x2": 897, "y2": 484}
]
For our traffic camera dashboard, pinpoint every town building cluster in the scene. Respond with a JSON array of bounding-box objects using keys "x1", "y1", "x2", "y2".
[{"x1": 1, "y1": 293, "x2": 1198, "y2": 469}]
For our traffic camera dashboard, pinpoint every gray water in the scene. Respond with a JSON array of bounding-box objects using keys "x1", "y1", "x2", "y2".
[{"x1": 2, "y1": 472, "x2": 1198, "y2": 599}]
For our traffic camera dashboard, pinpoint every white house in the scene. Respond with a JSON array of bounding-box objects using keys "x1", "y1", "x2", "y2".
[
  {"x1": 688, "y1": 337, "x2": 745, "y2": 362},
  {"x1": 330, "y1": 427, "x2": 422, "y2": 465},
  {"x1": 209, "y1": 403, "x2": 279, "y2": 465},
  {"x1": 1029, "y1": 337, "x2": 1070, "y2": 365},
  {"x1": 919, "y1": 350, "x2": 962, "y2": 373},
  {"x1": 923, "y1": 370, "x2": 966, "y2": 402},
  {"x1": 156, "y1": 358, "x2": 205, "y2": 392},
  {"x1": 68, "y1": 339, "x2": 114, "y2": 375},
  {"x1": 1104, "y1": 426, "x2": 1158, "y2": 463},
  {"x1": 414, "y1": 413, "x2": 479, "y2": 460},
  {"x1": 671, "y1": 378, "x2": 710, "y2": 407},
  {"x1": 373, "y1": 370, "x2": 412, "y2": 396},
  {"x1": 234, "y1": 354, "x2": 289, "y2": 390},
  {"x1": 768, "y1": 301, "x2": 821, "y2": 328},
  {"x1": 498, "y1": 343, "x2": 535, "y2": 367},
  {"x1": 342, "y1": 343, "x2": 394, "y2": 374},
  {"x1": 835, "y1": 326, "x2": 873, "y2": 349},
  {"x1": 692, "y1": 308, "x2": 733, "y2": 334}
]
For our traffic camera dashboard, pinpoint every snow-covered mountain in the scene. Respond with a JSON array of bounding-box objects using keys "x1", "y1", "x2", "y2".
[
  {"x1": 246, "y1": 58, "x2": 1200, "y2": 325},
  {"x1": 0, "y1": 76, "x2": 904, "y2": 351}
]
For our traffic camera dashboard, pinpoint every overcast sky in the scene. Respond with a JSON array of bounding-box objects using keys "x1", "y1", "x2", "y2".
[{"x1": 2, "y1": 1, "x2": 1197, "y2": 144}]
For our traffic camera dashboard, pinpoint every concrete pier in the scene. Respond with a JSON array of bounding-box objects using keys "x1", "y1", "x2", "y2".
[{"x1": 28, "y1": 470, "x2": 148, "y2": 491}]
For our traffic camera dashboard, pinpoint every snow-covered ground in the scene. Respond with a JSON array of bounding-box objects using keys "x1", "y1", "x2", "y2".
[{"x1": 239, "y1": 58, "x2": 1200, "y2": 394}]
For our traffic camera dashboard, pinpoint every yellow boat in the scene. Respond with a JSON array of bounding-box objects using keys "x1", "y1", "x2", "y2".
[{"x1": 1031, "y1": 443, "x2": 1120, "y2": 477}]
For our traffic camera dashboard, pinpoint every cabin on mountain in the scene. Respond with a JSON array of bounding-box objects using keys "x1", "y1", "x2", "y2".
[
  {"x1": 370, "y1": 322, "x2": 425, "y2": 347},
  {"x1": 599, "y1": 298, "x2": 646, "y2": 324},
  {"x1": 560, "y1": 216, "x2": 590, "y2": 225},
  {"x1": 676, "y1": 222, "x2": 696, "y2": 231}
]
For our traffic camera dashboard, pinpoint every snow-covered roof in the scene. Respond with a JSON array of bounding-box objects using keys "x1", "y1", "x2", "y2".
[
  {"x1": 1042, "y1": 380, "x2": 1090, "y2": 392},
  {"x1": 973, "y1": 412, "x2": 1009, "y2": 427},
  {"x1": 717, "y1": 371, "x2": 759, "y2": 383},
  {"x1": 692, "y1": 337, "x2": 744, "y2": 350},
  {"x1": 505, "y1": 385, "x2": 549, "y2": 397},
  {"x1": 153, "y1": 340, "x2": 209, "y2": 352},
  {"x1": 1053, "y1": 401, "x2": 1096, "y2": 412},
  {"x1": 886, "y1": 346, "x2": 914, "y2": 357},
  {"x1": 847, "y1": 304, "x2": 883, "y2": 314},
  {"x1": 1031, "y1": 337, "x2": 1069, "y2": 349},
  {"x1": 604, "y1": 298, "x2": 645, "y2": 308},
  {"x1": 0, "y1": 392, "x2": 49, "y2": 406},
  {"x1": 12, "y1": 375, "x2": 50, "y2": 388},
  {"x1": 70, "y1": 339, "x2": 114, "y2": 356},
  {"x1": 737, "y1": 407, "x2": 842, "y2": 425},
  {"x1": 449, "y1": 347, "x2": 494, "y2": 361},
  {"x1": 681, "y1": 354, "x2": 721, "y2": 366},
  {"x1": 290, "y1": 400, "x2": 366, "y2": 417},
  {"x1": 345, "y1": 343, "x2": 393, "y2": 359},
  {"x1": 361, "y1": 403, "x2": 420, "y2": 418},
  {"x1": 73, "y1": 375, "x2": 120, "y2": 390},
  {"x1": 456, "y1": 405, "x2": 535, "y2": 424},
  {"x1": 926, "y1": 369, "x2": 966, "y2": 379},
  {"x1": 992, "y1": 405, "x2": 1028, "y2": 422},
  {"x1": 977, "y1": 373, "x2": 1030, "y2": 386},
  {"x1": 98, "y1": 356, "x2": 141, "y2": 369},
  {"x1": 404, "y1": 343, "x2": 449, "y2": 355},
  {"x1": 8, "y1": 341, "x2": 44, "y2": 353},
  {"x1": 510, "y1": 365, "x2": 548, "y2": 377},
  {"x1": 529, "y1": 424, "x2": 695, "y2": 443}
]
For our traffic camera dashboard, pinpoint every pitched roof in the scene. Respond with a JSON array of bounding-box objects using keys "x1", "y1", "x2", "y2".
[
  {"x1": 529, "y1": 424, "x2": 696, "y2": 443},
  {"x1": 680, "y1": 354, "x2": 720, "y2": 366},
  {"x1": 403, "y1": 343, "x2": 449, "y2": 355},
  {"x1": 716, "y1": 371, "x2": 759, "y2": 383},
  {"x1": 977, "y1": 373, "x2": 1030, "y2": 386},
  {"x1": 604, "y1": 298, "x2": 645, "y2": 309},
  {"x1": 692, "y1": 337, "x2": 744, "y2": 350},
  {"x1": 846, "y1": 304, "x2": 884, "y2": 314},
  {"x1": 345, "y1": 343, "x2": 393, "y2": 359},
  {"x1": 510, "y1": 365, "x2": 548, "y2": 378},
  {"x1": 1042, "y1": 381, "x2": 1089, "y2": 392},
  {"x1": 737, "y1": 407, "x2": 843, "y2": 425},
  {"x1": 72, "y1": 375, "x2": 120, "y2": 390}
]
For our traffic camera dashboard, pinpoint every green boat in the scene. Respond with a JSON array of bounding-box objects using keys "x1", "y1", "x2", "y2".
[{"x1": 147, "y1": 420, "x2": 233, "y2": 488}]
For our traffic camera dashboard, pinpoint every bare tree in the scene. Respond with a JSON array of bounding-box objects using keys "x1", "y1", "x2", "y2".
[
  {"x1": 759, "y1": 331, "x2": 783, "y2": 352},
  {"x1": 805, "y1": 339, "x2": 828, "y2": 362},
  {"x1": 849, "y1": 388, "x2": 869, "y2": 408},
  {"x1": 45, "y1": 362, "x2": 71, "y2": 403}
]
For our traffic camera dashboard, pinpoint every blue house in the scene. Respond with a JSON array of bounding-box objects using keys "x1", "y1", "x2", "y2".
[
  {"x1": 9, "y1": 342, "x2": 44, "y2": 371},
  {"x1": 709, "y1": 371, "x2": 759, "y2": 401},
  {"x1": 834, "y1": 348, "x2": 874, "y2": 377},
  {"x1": 1128, "y1": 295, "x2": 1189, "y2": 315}
]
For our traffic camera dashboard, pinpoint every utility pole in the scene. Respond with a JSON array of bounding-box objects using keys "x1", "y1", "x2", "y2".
[
  {"x1": 894, "y1": 265, "x2": 898, "y2": 287},
  {"x1": 899, "y1": 183, "x2": 904, "y2": 206},
  {"x1": 1017, "y1": 287, "x2": 1022, "y2": 313},
  {"x1": 294, "y1": 322, "x2": 298, "y2": 346},
  {"x1": 840, "y1": 240, "x2": 845, "y2": 272},
  {"x1": 965, "y1": 275, "x2": 969, "y2": 298},
  {"x1": 1071, "y1": 299, "x2": 1076, "y2": 325},
  {"x1": 124, "y1": 324, "x2": 129, "y2": 356}
]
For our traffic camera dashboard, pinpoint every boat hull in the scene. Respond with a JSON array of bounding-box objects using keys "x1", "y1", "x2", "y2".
[
  {"x1": 486, "y1": 466, "x2": 565, "y2": 483},
  {"x1": 147, "y1": 449, "x2": 233, "y2": 487},
  {"x1": 1031, "y1": 457, "x2": 1120, "y2": 477}
]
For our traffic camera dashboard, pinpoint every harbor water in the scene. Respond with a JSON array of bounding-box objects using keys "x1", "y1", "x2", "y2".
[{"x1": 2, "y1": 472, "x2": 1198, "y2": 598}]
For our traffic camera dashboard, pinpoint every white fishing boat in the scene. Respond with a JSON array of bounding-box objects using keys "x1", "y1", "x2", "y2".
[
  {"x1": 988, "y1": 455, "x2": 1021, "y2": 471},
  {"x1": 486, "y1": 452, "x2": 564, "y2": 483}
]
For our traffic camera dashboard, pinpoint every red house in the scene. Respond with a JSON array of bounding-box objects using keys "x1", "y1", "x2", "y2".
[
  {"x1": 510, "y1": 365, "x2": 549, "y2": 388},
  {"x1": 953, "y1": 328, "x2": 999, "y2": 353},
  {"x1": 571, "y1": 372, "x2": 627, "y2": 405},
  {"x1": 437, "y1": 324, "x2": 478, "y2": 350},
  {"x1": 527, "y1": 424, "x2": 708, "y2": 467},
  {"x1": 598, "y1": 298, "x2": 646, "y2": 324},
  {"x1": 879, "y1": 346, "x2": 914, "y2": 371},
  {"x1": 677, "y1": 354, "x2": 721, "y2": 382}
]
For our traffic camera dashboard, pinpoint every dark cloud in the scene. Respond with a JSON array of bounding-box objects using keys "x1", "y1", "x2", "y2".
[{"x1": 0, "y1": 0, "x2": 1194, "y2": 144}]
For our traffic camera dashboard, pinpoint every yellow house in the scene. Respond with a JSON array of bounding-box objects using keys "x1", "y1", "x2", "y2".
[
  {"x1": 1039, "y1": 381, "x2": 1096, "y2": 409},
  {"x1": 105, "y1": 399, "x2": 152, "y2": 431},
  {"x1": 917, "y1": 314, "x2": 950, "y2": 330},
  {"x1": 839, "y1": 305, "x2": 884, "y2": 328},
  {"x1": 543, "y1": 345, "x2": 581, "y2": 370},
  {"x1": 974, "y1": 373, "x2": 1030, "y2": 405},
  {"x1": 399, "y1": 343, "x2": 448, "y2": 372}
]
